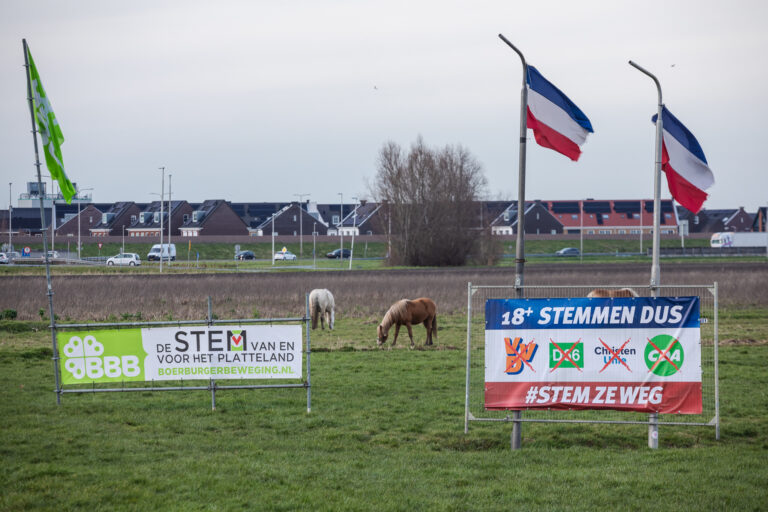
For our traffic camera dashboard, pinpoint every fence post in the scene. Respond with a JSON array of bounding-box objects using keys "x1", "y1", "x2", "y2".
[
  {"x1": 464, "y1": 282, "x2": 473, "y2": 434},
  {"x1": 713, "y1": 281, "x2": 720, "y2": 440},
  {"x1": 305, "y1": 292, "x2": 311, "y2": 413},
  {"x1": 208, "y1": 296, "x2": 216, "y2": 411}
]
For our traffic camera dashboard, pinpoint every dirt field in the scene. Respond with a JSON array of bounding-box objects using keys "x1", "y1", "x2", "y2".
[{"x1": 2, "y1": 262, "x2": 765, "y2": 322}]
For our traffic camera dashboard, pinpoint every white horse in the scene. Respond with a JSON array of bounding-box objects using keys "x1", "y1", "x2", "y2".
[{"x1": 309, "y1": 289, "x2": 335, "y2": 330}]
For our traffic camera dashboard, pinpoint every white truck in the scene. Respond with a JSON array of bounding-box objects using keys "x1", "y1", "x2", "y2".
[
  {"x1": 147, "y1": 243, "x2": 176, "y2": 261},
  {"x1": 710, "y1": 232, "x2": 767, "y2": 248}
]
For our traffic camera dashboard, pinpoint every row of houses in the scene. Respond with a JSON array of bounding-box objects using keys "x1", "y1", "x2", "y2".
[{"x1": 1, "y1": 198, "x2": 765, "y2": 238}]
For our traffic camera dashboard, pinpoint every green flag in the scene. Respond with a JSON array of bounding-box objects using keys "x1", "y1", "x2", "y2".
[{"x1": 27, "y1": 46, "x2": 75, "y2": 204}]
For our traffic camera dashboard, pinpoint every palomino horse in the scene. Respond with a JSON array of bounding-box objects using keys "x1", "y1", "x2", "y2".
[
  {"x1": 309, "y1": 289, "x2": 335, "y2": 330},
  {"x1": 376, "y1": 297, "x2": 437, "y2": 349},
  {"x1": 587, "y1": 288, "x2": 639, "y2": 298}
]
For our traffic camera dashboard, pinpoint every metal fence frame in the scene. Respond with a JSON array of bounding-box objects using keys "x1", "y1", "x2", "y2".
[
  {"x1": 464, "y1": 283, "x2": 719, "y2": 448},
  {"x1": 51, "y1": 295, "x2": 313, "y2": 412}
]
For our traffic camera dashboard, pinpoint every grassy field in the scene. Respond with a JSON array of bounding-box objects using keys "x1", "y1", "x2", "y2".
[
  {"x1": 1, "y1": 259, "x2": 766, "y2": 510},
  {"x1": 0, "y1": 317, "x2": 766, "y2": 511}
]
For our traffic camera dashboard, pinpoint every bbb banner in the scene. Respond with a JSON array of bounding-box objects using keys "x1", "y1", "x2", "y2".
[
  {"x1": 59, "y1": 325, "x2": 303, "y2": 385},
  {"x1": 484, "y1": 297, "x2": 702, "y2": 414}
]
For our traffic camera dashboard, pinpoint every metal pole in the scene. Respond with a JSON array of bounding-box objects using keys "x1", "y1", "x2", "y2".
[
  {"x1": 305, "y1": 292, "x2": 311, "y2": 413},
  {"x1": 9, "y1": 182, "x2": 12, "y2": 254},
  {"x1": 713, "y1": 281, "x2": 720, "y2": 440},
  {"x1": 294, "y1": 193, "x2": 309, "y2": 259},
  {"x1": 580, "y1": 199, "x2": 584, "y2": 262},
  {"x1": 464, "y1": 282, "x2": 473, "y2": 434},
  {"x1": 349, "y1": 198, "x2": 357, "y2": 270},
  {"x1": 51, "y1": 181, "x2": 56, "y2": 251},
  {"x1": 158, "y1": 166, "x2": 164, "y2": 273},
  {"x1": 640, "y1": 200, "x2": 643, "y2": 255},
  {"x1": 271, "y1": 213, "x2": 275, "y2": 267},
  {"x1": 168, "y1": 173, "x2": 172, "y2": 266},
  {"x1": 499, "y1": 34, "x2": 528, "y2": 450},
  {"x1": 23, "y1": 39, "x2": 61, "y2": 404},
  {"x1": 208, "y1": 296, "x2": 215, "y2": 410},
  {"x1": 629, "y1": 59, "x2": 663, "y2": 449},
  {"x1": 338, "y1": 193, "x2": 343, "y2": 265},
  {"x1": 77, "y1": 189, "x2": 81, "y2": 259},
  {"x1": 498, "y1": 34, "x2": 528, "y2": 294},
  {"x1": 313, "y1": 222, "x2": 316, "y2": 269}
]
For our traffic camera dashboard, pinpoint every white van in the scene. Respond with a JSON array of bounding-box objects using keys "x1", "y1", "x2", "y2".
[{"x1": 147, "y1": 243, "x2": 176, "y2": 261}]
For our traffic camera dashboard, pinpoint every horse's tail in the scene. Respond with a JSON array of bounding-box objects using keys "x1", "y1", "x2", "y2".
[{"x1": 310, "y1": 292, "x2": 319, "y2": 329}]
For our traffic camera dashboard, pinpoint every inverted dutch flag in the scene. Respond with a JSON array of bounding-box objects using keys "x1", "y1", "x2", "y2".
[
  {"x1": 652, "y1": 107, "x2": 715, "y2": 213},
  {"x1": 526, "y1": 65, "x2": 593, "y2": 161}
]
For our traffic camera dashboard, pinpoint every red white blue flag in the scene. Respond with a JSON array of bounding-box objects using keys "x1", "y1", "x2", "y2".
[
  {"x1": 526, "y1": 65, "x2": 593, "y2": 161},
  {"x1": 652, "y1": 107, "x2": 715, "y2": 214}
]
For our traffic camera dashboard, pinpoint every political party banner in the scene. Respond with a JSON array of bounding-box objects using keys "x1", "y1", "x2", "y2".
[
  {"x1": 59, "y1": 325, "x2": 303, "y2": 385},
  {"x1": 485, "y1": 297, "x2": 702, "y2": 414}
]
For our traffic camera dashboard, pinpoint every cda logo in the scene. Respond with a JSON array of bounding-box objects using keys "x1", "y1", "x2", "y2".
[
  {"x1": 63, "y1": 335, "x2": 141, "y2": 381},
  {"x1": 645, "y1": 334, "x2": 684, "y2": 376}
]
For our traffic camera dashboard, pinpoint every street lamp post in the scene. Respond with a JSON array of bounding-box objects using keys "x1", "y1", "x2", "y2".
[
  {"x1": 349, "y1": 197, "x2": 358, "y2": 270},
  {"x1": 122, "y1": 225, "x2": 125, "y2": 254},
  {"x1": 76, "y1": 187, "x2": 93, "y2": 260},
  {"x1": 338, "y1": 192, "x2": 343, "y2": 265},
  {"x1": 168, "y1": 173, "x2": 172, "y2": 266},
  {"x1": 271, "y1": 212, "x2": 276, "y2": 267},
  {"x1": 294, "y1": 193, "x2": 309, "y2": 259},
  {"x1": 159, "y1": 166, "x2": 165, "y2": 273},
  {"x1": 580, "y1": 199, "x2": 584, "y2": 263},
  {"x1": 8, "y1": 182, "x2": 11, "y2": 254}
]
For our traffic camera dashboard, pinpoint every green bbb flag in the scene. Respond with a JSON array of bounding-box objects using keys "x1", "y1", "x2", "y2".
[{"x1": 26, "y1": 46, "x2": 75, "y2": 204}]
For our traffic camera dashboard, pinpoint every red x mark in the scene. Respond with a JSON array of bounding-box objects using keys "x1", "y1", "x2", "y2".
[
  {"x1": 598, "y1": 338, "x2": 632, "y2": 373},
  {"x1": 647, "y1": 337, "x2": 680, "y2": 372},
  {"x1": 550, "y1": 339, "x2": 582, "y2": 372}
]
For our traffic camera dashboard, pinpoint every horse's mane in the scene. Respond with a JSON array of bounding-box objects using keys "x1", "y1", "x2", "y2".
[{"x1": 381, "y1": 299, "x2": 409, "y2": 330}]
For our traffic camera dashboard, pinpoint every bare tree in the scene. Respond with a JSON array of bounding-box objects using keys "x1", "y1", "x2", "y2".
[{"x1": 372, "y1": 136, "x2": 488, "y2": 266}]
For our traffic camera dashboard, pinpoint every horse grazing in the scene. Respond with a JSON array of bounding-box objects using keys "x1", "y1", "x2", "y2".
[
  {"x1": 587, "y1": 288, "x2": 639, "y2": 298},
  {"x1": 376, "y1": 297, "x2": 437, "y2": 349},
  {"x1": 309, "y1": 289, "x2": 335, "y2": 330}
]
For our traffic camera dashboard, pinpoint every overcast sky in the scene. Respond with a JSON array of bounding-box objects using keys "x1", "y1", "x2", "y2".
[{"x1": 2, "y1": 0, "x2": 766, "y2": 212}]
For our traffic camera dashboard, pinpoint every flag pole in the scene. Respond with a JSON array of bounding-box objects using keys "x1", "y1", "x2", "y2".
[
  {"x1": 498, "y1": 34, "x2": 528, "y2": 294},
  {"x1": 498, "y1": 33, "x2": 527, "y2": 452},
  {"x1": 629, "y1": 60, "x2": 663, "y2": 293},
  {"x1": 23, "y1": 39, "x2": 62, "y2": 404},
  {"x1": 629, "y1": 59, "x2": 663, "y2": 450}
]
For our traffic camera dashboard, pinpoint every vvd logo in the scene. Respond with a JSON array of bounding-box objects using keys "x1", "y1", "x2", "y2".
[{"x1": 504, "y1": 337, "x2": 538, "y2": 375}]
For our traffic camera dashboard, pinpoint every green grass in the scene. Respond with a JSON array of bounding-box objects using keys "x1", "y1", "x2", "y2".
[{"x1": 1, "y1": 311, "x2": 767, "y2": 511}]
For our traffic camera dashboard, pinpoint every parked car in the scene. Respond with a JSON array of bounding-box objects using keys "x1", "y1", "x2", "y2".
[
  {"x1": 46, "y1": 250, "x2": 60, "y2": 259},
  {"x1": 235, "y1": 250, "x2": 256, "y2": 261},
  {"x1": 106, "y1": 253, "x2": 141, "y2": 266},
  {"x1": 555, "y1": 247, "x2": 580, "y2": 256},
  {"x1": 0, "y1": 253, "x2": 8, "y2": 264},
  {"x1": 7, "y1": 251, "x2": 21, "y2": 261},
  {"x1": 274, "y1": 251, "x2": 297, "y2": 261},
  {"x1": 326, "y1": 248, "x2": 351, "y2": 259}
]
